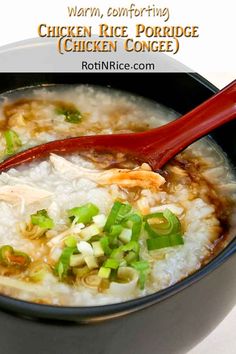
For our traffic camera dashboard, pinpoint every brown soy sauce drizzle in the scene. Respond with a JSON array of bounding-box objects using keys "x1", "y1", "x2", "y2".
[
  {"x1": 0, "y1": 98, "x2": 87, "y2": 138},
  {"x1": 167, "y1": 154, "x2": 234, "y2": 263},
  {"x1": 0, "y1": 98, "x2": 151, "y2": 136},
  {"x1": 82, "y1": 149, "x2": 235, "y2": 265}
]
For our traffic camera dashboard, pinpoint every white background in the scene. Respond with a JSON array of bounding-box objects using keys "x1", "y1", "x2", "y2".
[
  {"x1": 0, "y1": 1, "x2": 235, "y2": 353},
  {"x1": 0, "y1": 0, "x2": 235, "y2": 74}
]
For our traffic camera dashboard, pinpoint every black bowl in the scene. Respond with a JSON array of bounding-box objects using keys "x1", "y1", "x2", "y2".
[{"x1": 0, "y1": 73, "x2": 235, "y2": 354}]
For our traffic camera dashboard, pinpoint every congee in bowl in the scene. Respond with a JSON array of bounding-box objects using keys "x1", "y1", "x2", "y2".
[{"x1": 0, "y1": 84, "x2": 235, "y2": 306}]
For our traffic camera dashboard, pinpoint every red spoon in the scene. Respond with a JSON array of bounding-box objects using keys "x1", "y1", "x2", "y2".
[{"x1": 0, "y1": 80, "x2": 235, "y2": 172}]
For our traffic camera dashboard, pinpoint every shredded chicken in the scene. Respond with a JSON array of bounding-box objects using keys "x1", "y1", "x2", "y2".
[
  {"x1": 0, "y1": 184, "x2": 52, "y2": 206},
  {"x1": 50, "y1": 154, "x2": 165, "y2": 190}
]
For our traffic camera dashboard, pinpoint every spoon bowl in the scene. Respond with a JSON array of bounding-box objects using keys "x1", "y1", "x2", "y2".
[{"x1": 0, "y1": 80, "x2": 235, "y2": 172}]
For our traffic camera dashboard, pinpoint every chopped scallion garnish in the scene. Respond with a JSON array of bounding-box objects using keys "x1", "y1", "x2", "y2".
[
  {"x1": 146, "y1": 233, "x2": 184, "y2": 250},
  {"x1": 107, "y1": 224, "x2": 123, "y2": 247},
  {"x1": 131, "y1": 260, "x2": 149, "y2": 272},
  {"x1": 55, "y1": 247, "x2": 77, "y2": 279},
  {"x1": 121, "y1": 241, "x2": 140, "y2": 254},
  {"x1": 110, "y1": 241, "x2": 140, "y2": 264},
  {"x1": 4, "y1": 129, "x2": 22, "y2": 155},
  {"x1": 109, "y1": 224, "x2": 123, "y2": 238},
  {"x1": 123, "y1": 213, "x2": 143, "y2": 241},
  {"x1": 52, "y1": 202, "x2": 184, "y2": 289},
  {"x1": 124, "y1": 251, "x2": 138, "y2": 264},
  {"x1": 31, "y1": 209, "x2": 54, "y2": 229},
  {"x1": 56, "y1": 106, "x2": 82, "y2": 124},
  {"x1": 145, "y1": 209, "x2": 184, "y2": 250},
  {"x1": 68, "y1": 203, "x2": 99, "y2": 225},
  {"x1": 64, "y1": 235, "x2": 77, "y2": 248},
  {"x1": 98, "y1": 266, "x2": 111, "y2": 279},
  {"x1": 131, "y1": 261, "x2": 150, "y2": 289},
  {"x1": 80, "y1": 224, "x2": 100, "y2": 240},
  {"x1": 118, "y1": 228, "x2": 132, "y2": 244},
  {"x1": 100, "y1": 236, "x2": 112, "y2": 256},
  {"x1": 69, "y1": 254, "x2": 85, "y2": 267},
  {"x1": 92, "y1": 241, "x2": 104, "y2": 257},
  {"x1": 103, "y1": 258, "x2": 120, "y2": 270},
  {"x1": 144, "y1": 209, "x2": 181, "y2": 237},
  {"x1": 28, "y1": 262, "x2": 50, "y2": 282},
  {"x1": 0, "y1": 245, "x2": 31, "y2": 269},
  {"x1": 110, "y1": 247, "x2": 124, "y2": 261},
  {"x1": 104, "y1": 201, "x2": 132, "y2": 232}
]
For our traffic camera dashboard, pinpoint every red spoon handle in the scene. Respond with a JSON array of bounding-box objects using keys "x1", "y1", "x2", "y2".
[
  {"x1": 0, "y1": 134, "x2": 142, "y2": 172},
  {"x1": 136, "y1": 80, "x2": 236, "y2": 169}
]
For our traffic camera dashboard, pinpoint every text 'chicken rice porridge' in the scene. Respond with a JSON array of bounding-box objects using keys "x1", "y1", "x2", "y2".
[{"x1": 0, "y1": 85, "x2": 234, "y2": 306}]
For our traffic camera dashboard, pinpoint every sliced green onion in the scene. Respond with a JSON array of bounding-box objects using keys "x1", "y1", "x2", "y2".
[
  {"x1": 69, "y1": 254, "x2": 85, "y2": 267},
  {"x1": 144, "y1": 209, "x2": 181, "y2": 237},
  {"x1": 119, "y1": 260, "x2": 127, "y2": 267},
  {"x1": 92, "y1": 241, "x2": 104, "y2": 257},
  {"x1": 122, "y1": 241, "x2": 140, "y2": 264},
  {"x1": 28, "y1": 262, "x2": 50, "y2": 282},
  {"x1": 84, "y1": 255, "x2": 98, "y2": 269},
  {"x1": 115, "y1": 203, "x2": 132, "y2": 223},
  {"x1": 138, "y1": 272, "x2": 147, "y2": 290},
  {"x1": 100, "y1": 236, "x2": 112, "y2": 256},
  {"x1": 104, "y1": 201, "x2": 132, "y2": 232},
  {"x1": 0, "y1": 245, "x2": 31, "y2": 269},
  {"x1": 131, "y1": 261, "x2": 150, "y2": 290},
  {"x1": 143, "y1": 212, "x2": 164, "y2": 222},
  {"x1": 103, "y1": 258, "x2": 120, "y2": 270},
  {"x1": 92, "y1": 214, "x2": 106, "y2": 228},
  {"x1": 110, "y1": 241, "x2": 139, "y2": 262},
  {"x1": 77, "y1": 241, "x2": 93, "y2": 256},
  {"x1": 98, "y1": 266, "x2": 111, "y2": 279},
  {"x1": 110, "y1": 247, "x2": 124, "y2": 261},
  {"x1": 121, "y1": 241, "x2": 140, "y2": 254},
  {"x1": 80, "y1": 224, "x2": 100, "y2": 240},
  {"x1": 146, "y1": 233, "x2": 184, "y2": 250},
  {"x1": 68, "y1": 203, "x2": 99, "y2": 225},
  {"x1": 89, "y1": 235, "x2": 101, "y2": 243},
  {"x1": 64, "y1": 235, "x2": 77, "y2": 248},
  {"x1": 125, "y1": 251, "x2": 138, "y2": 264},
  {"x1": 118, "y1": 228, "x2": 132, "y2": 244},
  {"x1": 131, "y1": 260, "x2": 149, "y2": 272},
  {"x1": 54, "y1": 247, "x2": 77, "y2": 279},
  {"x1": 104, "y1": 202, "x2": 122, "y2": 232},
  {"x1": 4, "y1": 129, "x2": 22, "y2": 155},
  {"x1": 145, "y1": 209, "x2": 184, "y2": 250},
  {"x1": 145, "y1": 221, "x2": 160, "y2": 238},
  {"x1": 109, "y1": 224, "x2": 123, "y2": 238},
  {"x1": 123, "y1": 213, "x2": 143, "y2": 241},
  {"x1": 108, "y1": 224, "x2": 123, "y2": 247},
  {"x1": 31, "y1": 209, "x2": 54, "y2": 229},
  {"x1": 56, "y1": 107, "x2": 82, "y2": 124}
]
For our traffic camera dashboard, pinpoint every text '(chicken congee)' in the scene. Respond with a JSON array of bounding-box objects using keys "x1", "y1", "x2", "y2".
[{"x1": 38, "y1": 24, "x2": 199, "y2": 54}]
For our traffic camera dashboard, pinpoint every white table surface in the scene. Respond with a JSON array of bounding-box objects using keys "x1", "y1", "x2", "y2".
[{"x1": 187, "y1": 72, "x2": 236, "y2": 354}]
